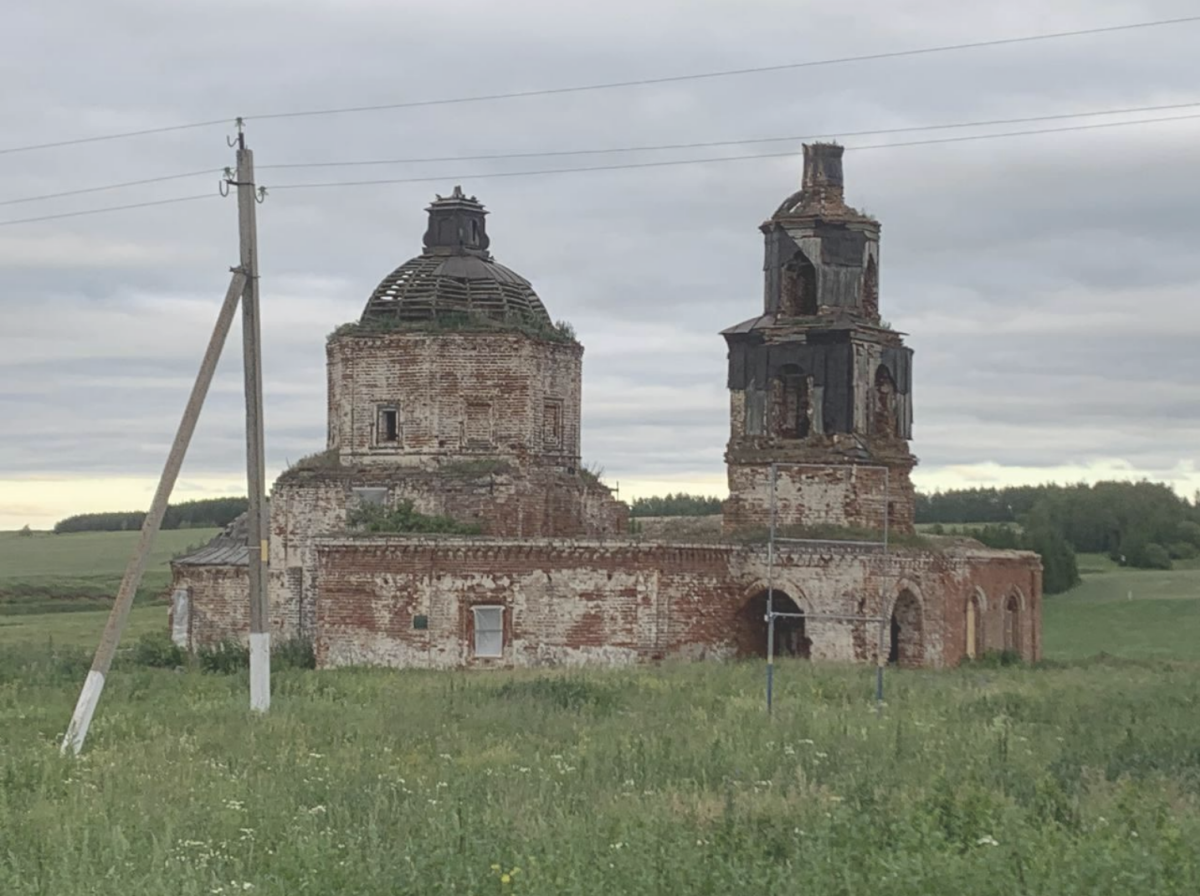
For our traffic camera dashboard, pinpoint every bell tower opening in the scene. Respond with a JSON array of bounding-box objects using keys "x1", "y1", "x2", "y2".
[
  {"x1": 770, "y1": 365, "x2": 812, "y2": 440},
  {"x1": 781, "y1": 249, "x2": 817, "y2": 316},
  {"x1": 874, "y1": 366, "x2": 897, "y2": 439}
]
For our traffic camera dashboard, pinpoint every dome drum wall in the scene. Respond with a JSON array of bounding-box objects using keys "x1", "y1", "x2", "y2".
[{"x1": 326, "y1": 331, "x2": 583, "y2": 471}]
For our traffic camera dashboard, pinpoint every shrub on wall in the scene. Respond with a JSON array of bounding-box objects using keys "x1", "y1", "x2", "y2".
[{"x1": 347, "y1": 500, "x2": 482, "y2": 535}]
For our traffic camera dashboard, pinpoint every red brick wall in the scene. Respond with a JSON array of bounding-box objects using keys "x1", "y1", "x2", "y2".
[
  {"x1": 176, "y1": 540, "x2": 1039, "y2": 669},
  {"x1": 724, "y1": 460, "x2": 915, "y2": 534},
  {"x1": 326, "y1": 331, "x2": 582, "y2": 470},
  {"x1": 169, "y1": 565, "x2": 251, "y2": 649},
  {"x1": 310, "y1": 538, "x2": 1040, "y2": 670}
]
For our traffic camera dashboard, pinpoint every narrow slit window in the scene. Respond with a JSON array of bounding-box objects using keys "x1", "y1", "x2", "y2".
[
  {"x1": 543, "y1": 400, "x2": 563, "y2": 448},
  {"x1": 472, "y1": 606, "x2": 504, "y2": 658},
  {"x1": 377, "y1": 406, "x2": 399, "y2": 444}
]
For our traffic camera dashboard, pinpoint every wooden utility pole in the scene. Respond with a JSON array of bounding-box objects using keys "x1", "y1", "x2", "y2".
[
  {"x1": 61, "y1": 270, "x2": 248, "y2": 755},
  {"x1": 235, "y1": 127, "x2": 271, "y2": 713}
]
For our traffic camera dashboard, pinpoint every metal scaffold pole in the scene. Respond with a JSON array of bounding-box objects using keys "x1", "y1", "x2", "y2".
[{"x1": 766, "y1": 462, "x2": 777, "y2": 714}]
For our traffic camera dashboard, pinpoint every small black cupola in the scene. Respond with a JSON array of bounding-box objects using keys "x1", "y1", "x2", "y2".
[{"x1": 422, "y1": 185, "x2": 490, "y2": 257}]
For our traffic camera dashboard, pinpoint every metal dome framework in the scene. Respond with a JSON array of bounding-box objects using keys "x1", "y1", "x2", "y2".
[{"x1": 360, "y1": 253, "x2": 551, "y2": 325}]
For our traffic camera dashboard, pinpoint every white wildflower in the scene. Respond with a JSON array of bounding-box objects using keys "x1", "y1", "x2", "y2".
[{"x1": 976, "y1": 835, "x2": 999, "y2": 847}]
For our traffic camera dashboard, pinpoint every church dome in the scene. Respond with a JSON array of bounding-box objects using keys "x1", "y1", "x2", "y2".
[{"x1": 360, "y1": 187, "x2": 551, "y2": 326}]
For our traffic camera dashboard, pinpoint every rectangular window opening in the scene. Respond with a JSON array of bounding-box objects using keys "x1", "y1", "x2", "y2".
[
  {"x1": 377, "y1": 406, "x2": 399, "y2": 444},
  {"x1": 472, "y1": 605, "x2": 504, "y2": 658}
]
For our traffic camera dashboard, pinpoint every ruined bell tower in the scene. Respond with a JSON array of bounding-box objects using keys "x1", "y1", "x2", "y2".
[{"x1": 722, "y1": 143, "x2": 916, "y2": 534}]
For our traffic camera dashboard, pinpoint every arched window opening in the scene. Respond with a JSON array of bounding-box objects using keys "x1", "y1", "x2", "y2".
[
  {"x1": 965, "y1": 593, "x2": 983, "y2": 660},
  {"x1": 1004, "y1": 594, "x2": 1021, "y2": 653},
  {"x1": 770, "y1": 365, "x2": 813, "y2": 440},
  {"x1": 874, "y1": 365, "x2": 898, "y2": 439},
  {"x1": 738, "y1": 590, "x2": 811, "y2": 659},
  {"x1": 470, "y1": 219, "x2": 480, "y2": 243},
  {"x1": 888, "y1": 590, "x2": 923, "y2": 667},
  {"x1": 781, "y1": 249, "x2": 818, "y2": 316},
  {"x1": 863, "y1": 256, "x2": 879, "y2": 319}
]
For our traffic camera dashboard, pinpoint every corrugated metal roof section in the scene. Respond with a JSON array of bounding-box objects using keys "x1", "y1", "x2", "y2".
[{"x1": 173, "y1": 507, "x2": 265, "y2": 567}]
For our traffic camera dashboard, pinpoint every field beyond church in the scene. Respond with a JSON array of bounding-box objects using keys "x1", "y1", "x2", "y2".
[{"x1": 1, "y1": 532, "x2": 1199, "y2": 894}]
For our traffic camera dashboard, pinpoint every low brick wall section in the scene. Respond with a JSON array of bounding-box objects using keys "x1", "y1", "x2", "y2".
[{"x1": 311, "y1": 538, "x2": 1041, "y2": 670}]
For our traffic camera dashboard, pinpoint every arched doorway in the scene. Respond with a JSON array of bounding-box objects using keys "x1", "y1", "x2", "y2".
[
  {"x1": 738, "y1": 590, "x2": 811, "y2": 659},
  {"x1": 1003, "y1": 593, "x2": 1021, "y2": 653},
  {"x1": 888, "y1": 589, "x2": 923, "y2": 667}
]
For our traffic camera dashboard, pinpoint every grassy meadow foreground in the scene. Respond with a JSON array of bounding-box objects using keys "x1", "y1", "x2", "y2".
[{"x1": 1, "y1": 532, "x2": 1199, "y2": 893}]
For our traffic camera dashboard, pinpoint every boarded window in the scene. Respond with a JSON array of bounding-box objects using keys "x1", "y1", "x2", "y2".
[
  {"x1": 465, "y1": 402, "x2": 493, "y2": 446},
  {"x1": 351, "y1": 487, "x2": 388, "y2": 506},
  {"x1": 745, "y1": 379, "x2": 765, "y2": 435},
  {"x1": 377, "y1": 406, "x2": 399, "y2": 444},
  {"x1": 543, "y1": 400, "x2": 563, "y2": 448},
  {"x1": 472, "y1": 605, "x2": 504, "y2": 658}
]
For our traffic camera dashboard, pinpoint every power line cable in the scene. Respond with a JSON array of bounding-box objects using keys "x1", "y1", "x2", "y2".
[
  {"x1": 4, "y1": 111, "x2": 1197, "y2": 227},
  {"x1": 258, "y1": 99, "x2": 1200, "y2": 171},
  {"x1": 0, "y1": 194, "x2": 217, "y2": 228},
  {"x1": 246, "y1": 16, "x2": 1200, "y2": 122},
  {"x1": 0, "y1": 119, "x2": 229, "y2": 158},
  {"x1": 9, "y1": 99, "x2": 1192, "y2": 210},
  {"x1": 266, "y1": 113, "x2": 1200, "y2": 191},
  {"x1": 0, "y1": 169, "x2": 224, "y2": 207},
  {"x1": 1, "y1": 15, "x2": 1196, "y2": 157}
]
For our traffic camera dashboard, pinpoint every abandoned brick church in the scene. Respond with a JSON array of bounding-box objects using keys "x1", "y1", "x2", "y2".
[{"x1": 171, "y1": 144, "x2": 1042, "y2": 669}]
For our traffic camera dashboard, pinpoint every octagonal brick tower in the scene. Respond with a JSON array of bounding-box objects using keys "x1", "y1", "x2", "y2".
[
  {"x1": 326, "y1": 187, "x2": 582, "y2": 473},
  {"x1": 722, "y1": 144, "x2": 917, "y2": 534}
]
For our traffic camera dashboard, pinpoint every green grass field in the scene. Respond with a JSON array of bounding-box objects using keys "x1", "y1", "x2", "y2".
[
  {"x1": 1042, "y1": 552, "x2": 1200, "y2": 661},
  {"x1": 0, "y1": 528, "x2": 219, "y2": 612},
  {"x1": 3, "y1": 535, "x2": 1200, "y2": 893}
]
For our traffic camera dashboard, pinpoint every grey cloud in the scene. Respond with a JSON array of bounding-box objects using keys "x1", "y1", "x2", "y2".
[{"x1": 3, "y1": 0, "x2": 1199, "y2": 497}]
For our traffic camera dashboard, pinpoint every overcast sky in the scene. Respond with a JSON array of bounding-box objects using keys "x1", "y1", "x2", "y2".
[{"x1": 2, "y1": 0, "x2": 1199, "y2": 528}]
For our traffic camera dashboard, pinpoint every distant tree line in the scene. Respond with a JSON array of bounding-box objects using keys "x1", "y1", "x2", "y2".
[
  {"x1": 920, "y1": 482, "x2": 1200, "y2": 591},
  {"x1": 927, "y1": 523, "x2": 1082, "y2": 596},
  {"x1": 629, "y1": 493, "x2": 724, "y2": 518},
  {"x1": 53, "y1": 497, "x2": 248, "y2": 534}
]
